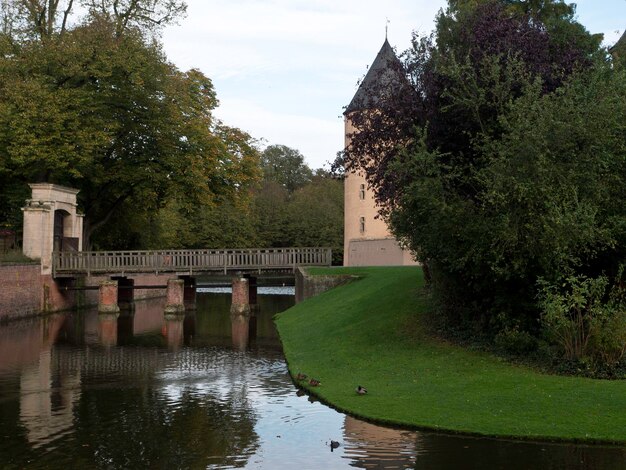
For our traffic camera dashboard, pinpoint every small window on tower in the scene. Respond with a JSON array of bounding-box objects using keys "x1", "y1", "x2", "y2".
[
  {"x1": 359, "y1": 216, "x2": 365, "y2": 234},
  {"x1": 359, "y1": 184, "x2": 365, "y2": 200}
]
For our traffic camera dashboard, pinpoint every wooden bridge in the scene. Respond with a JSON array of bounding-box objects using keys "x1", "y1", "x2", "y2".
[{"x1": 52, "y1": 247, "x2": 332, "y2": 277}]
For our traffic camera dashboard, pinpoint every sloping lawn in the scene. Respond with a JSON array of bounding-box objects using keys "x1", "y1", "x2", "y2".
[{"x1": 275, "y1": 266, "x2": 626, "y2": 443}]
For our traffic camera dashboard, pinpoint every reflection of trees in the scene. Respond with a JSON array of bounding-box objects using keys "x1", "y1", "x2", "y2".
[{"x1": 72, "y1": 386, "x2": 259, "y2": 468}]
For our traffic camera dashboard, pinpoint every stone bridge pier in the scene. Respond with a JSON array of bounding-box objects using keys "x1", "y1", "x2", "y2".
[
  {"x1": 164, "y1": 279, "x2": 185, "y2": 317},
  {"x1": 93, "y1": 272, "x2": 270, "y2": 331},
  {"x1": 230, "y1": 275, "x2": 258, "y2": 348},
  {"x1": 230, "y1": 276, "x2": 258, "y2": 317}
]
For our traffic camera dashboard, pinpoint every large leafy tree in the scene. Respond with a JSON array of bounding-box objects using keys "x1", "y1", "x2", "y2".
[
  {"x1": 342, "y1": 0, "x2": 611, "y2": 331},
  {"x1": 285, "y1": 175, "x2": 343, "y2": 263},
  {"x1": 260, "y1": 144, "x2": 313, "y2": 193},
  {"x1": 255, "y1": 145, "x2": 343, "y2": 256},
  {"x1": 0, "y1": 0, "x2": 260, "y2": 247},
  {"x1": 4, "y1": 0, "x2": 186, "y2": 39}
]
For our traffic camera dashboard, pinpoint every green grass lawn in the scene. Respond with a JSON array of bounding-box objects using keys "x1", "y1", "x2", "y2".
[{"x1": 275, "y1": 266, "x2": 626, "y2": 444}]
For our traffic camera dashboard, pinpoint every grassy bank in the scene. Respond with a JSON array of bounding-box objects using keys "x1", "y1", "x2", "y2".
[{"x1": 275, "y1": 266, "x2": 626, "y2": 444}]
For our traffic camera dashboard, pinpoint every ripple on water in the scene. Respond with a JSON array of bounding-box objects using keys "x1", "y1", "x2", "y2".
[{"x1": 2, "y1": 300, "x2": 625, "y2": 470}]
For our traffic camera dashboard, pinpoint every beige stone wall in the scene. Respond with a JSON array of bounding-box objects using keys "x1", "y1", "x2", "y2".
[
  {"x1": 22, "y1": 184, "x2": 83, "y2": 274},
  {"x1": 343, "y1": 116, "x2": 417, "y2": 266}
]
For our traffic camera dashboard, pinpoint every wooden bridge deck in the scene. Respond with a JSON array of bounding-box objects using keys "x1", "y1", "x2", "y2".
[{"x1": 52, "y1": 247, "x2": 332, "y2": 277}]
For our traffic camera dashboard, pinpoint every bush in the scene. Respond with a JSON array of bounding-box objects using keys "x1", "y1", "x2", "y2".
[
  {"x1": 539, "y1": 274, "x2": 626, "y2": 369},
  {"x1": 494, "y1": 324, "x2": 538, "y2": 355}
]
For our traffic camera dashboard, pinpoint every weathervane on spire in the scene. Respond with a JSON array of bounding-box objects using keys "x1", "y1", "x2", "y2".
[{"x1": 386, "y1": 17, "x2": 390, "y2": 40}]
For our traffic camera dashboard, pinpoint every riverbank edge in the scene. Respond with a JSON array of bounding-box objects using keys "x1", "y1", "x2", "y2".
[{"x1": 274, "y1": 266, "x2": 626, "y2": 446}]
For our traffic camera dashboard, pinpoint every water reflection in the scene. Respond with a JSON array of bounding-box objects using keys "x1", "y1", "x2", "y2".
[
  {"x1": 97, "y1": 313, "x2": 118, "y2": 347},
  {"x1": 0, "y1": 291, "x2": 624, "y2": 469},
  {"x1": 19, "y1": 350, "x2": 81, "y2": 448},
  {"x1": 342, "y1": 416, "x2": 417, "y2": 468},
  {"x1": 231, "y1": 314, "x2": 251, "y2": 351},
  {"x1": 164, "y1": 316, "x2": 184, "y2": 350}
]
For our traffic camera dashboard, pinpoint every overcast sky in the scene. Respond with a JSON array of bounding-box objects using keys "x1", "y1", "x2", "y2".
[{"x1": 162, "y1": 0, "x2": 626, "y2": 169}]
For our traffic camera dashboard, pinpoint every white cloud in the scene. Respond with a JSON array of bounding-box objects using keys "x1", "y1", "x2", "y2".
[
  {"x1": 162, "y1": 0, "x2": 626, "y2": 168},
  {"x1": 215, "y1": 98, "x2": 342, "y2": 169}
]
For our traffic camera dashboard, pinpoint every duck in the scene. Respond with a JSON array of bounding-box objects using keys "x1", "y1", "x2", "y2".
[
  {"x1": 309, "y1": 378, "x2": 320, "y2": 386},
  {"x1": 296, "y1": 372, "x2": 307, "y2": 381},
  {"x1": 330, "y1": 440, "x2": 341, "y2": 451},
  {"x1": 355, "y1": 385, "x2": 367, "y2": 395}
]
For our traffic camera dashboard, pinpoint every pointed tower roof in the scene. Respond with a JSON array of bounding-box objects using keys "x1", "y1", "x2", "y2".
[
  {"x1": 609, "y1": 30, "x2": 626, "y2": 54},
  {"x1": 345, "y1": 39, "x2": 406, "y2": 114}
]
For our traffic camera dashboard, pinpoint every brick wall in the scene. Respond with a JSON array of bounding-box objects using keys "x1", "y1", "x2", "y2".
[
  {"x1": 1, "y1": 265, "x2": 172, "y2": 321},
  {"x1": 0, "y1": 264, "x2": 43, "y2": 321}
]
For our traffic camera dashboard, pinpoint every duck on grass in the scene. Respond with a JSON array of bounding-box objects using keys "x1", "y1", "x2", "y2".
[{"x1": 276, "y1": 266, "x2": 626, "y2": 444}]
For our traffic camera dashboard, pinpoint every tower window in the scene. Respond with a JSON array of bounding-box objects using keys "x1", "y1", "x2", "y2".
[
  {"x1": 359, "y1": 184, "x2": 365, "y2": 200},
  {"x1": 359, "y1": 216, "x2": 365, "y2": 234}
]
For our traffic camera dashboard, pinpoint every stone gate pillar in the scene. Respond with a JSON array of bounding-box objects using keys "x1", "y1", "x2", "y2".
[{"x1": 22, "y1": 184, "x2": 84, "y2": 275}]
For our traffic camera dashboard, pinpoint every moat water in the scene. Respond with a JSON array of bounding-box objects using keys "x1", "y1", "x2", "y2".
[{"x1": 0, "y1": 288, "x2": 624, "y2": 469}]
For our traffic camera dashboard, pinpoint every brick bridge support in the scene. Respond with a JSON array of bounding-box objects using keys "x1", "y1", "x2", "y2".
[
  {"x1": 230, "y1": 276, "x2": 258, "y2": 316},
  {"x1": 230, "y1": 275, "x2": 258, "y2": 349},
  {"x1": 164, "y1": 279, "x2": 185, "y2": 317},
  {"x1": 98, "y1": 280, "x2": 120, "y2": 315}
]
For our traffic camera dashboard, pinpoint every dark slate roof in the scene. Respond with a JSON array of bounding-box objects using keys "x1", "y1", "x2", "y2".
[
  {"x1": 609, "y1": 30, "x2": 626, "y2": 53},
  {"x1": 345, "y1": 39, "x2": 406, "y2": 114}
]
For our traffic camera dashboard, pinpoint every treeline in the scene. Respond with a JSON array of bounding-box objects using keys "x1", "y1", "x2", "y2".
[
  {"x1": 96, "y1": 145, "x2": 344, "y2": 263},
  {"x1": 341, "y1": 0, "x2": 626, "y2": 376},
  {"x1": 0, "y1": 1, "x2": 343, "y2": 260}
]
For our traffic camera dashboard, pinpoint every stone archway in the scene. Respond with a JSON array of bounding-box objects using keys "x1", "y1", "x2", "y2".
[
  {"x1": 22, "y1": 184, "x2": 83, "y2": 274},
  {"x1": 53, "y1": 209, "x2": 78, "y2": 252}
]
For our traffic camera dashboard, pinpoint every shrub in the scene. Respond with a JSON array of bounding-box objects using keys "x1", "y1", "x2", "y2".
[
  {"x1": 494, "y1": 324, "x2": 538, "y2": 355},
  {"x1": 539, "y1": 275, "x2": 626, "y2": 368}
]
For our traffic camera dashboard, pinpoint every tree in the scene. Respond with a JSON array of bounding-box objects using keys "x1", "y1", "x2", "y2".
[
  {"x1": 342, "y1": 0, "x2": 609, "y2": 334},
  {"x1": 343, "y1": 0, "x2": 601, "y2": 215},
  {"x1": 4, "y1": 0, "x2": 186, "y2": 40},
  {"x1": 285, "y1": 176, "x2": 344, "y2": 263},
  {"x1": 260, "y1": 144, "x2": 313, "y2": 193},
  {"x1": 0, "y1": 3, "x2": 259, "y2": 247},
  {"x1": 253, "y1": 180, "x2": 290, "y2": 247}
]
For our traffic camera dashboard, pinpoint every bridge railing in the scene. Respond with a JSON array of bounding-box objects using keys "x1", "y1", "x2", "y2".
[{"x1": 52, "y1": 247, "x2": 332, "y2": 276}]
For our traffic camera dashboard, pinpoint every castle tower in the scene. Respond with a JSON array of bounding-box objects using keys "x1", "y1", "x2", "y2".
[
  {"x1": 610, "y1": 30, "x2": 626, "y2": 60},
  {"x1": 343, "y1": 39, "x2": 417, "y2": 267}
]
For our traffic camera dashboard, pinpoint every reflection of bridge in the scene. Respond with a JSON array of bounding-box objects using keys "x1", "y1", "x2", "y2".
[{"x1": 53, "y1": 247, "x2": 332, "y2": 277}]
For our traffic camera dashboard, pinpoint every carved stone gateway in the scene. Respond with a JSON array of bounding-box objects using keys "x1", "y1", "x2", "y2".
[{"x1": 22, "y1": 184, "x2": 84, "y2": 275}]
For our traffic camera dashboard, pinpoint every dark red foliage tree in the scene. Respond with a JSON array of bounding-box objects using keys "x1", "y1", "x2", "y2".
[{"x1": 341, "y1": 0, "x2": 601, "y2": 216}]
